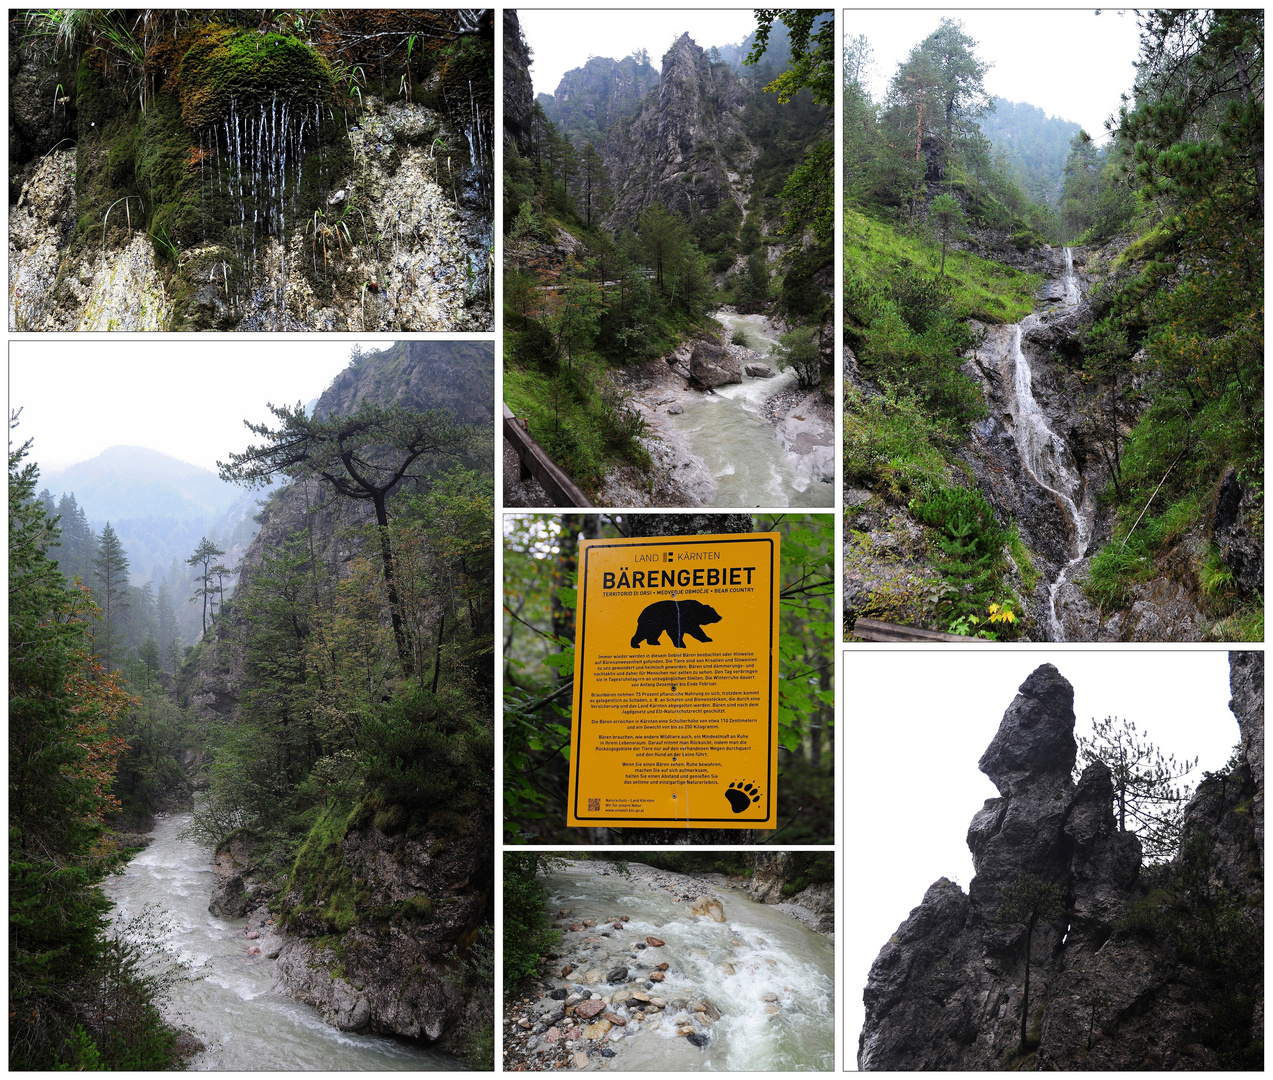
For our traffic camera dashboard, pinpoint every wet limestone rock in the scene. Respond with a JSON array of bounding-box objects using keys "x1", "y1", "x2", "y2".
[
  {"x1": 688, "y1": 340, "x2": 740, "y2": 389},
  {"x1": 859, "y1": 656, "x2": 1264, "y2": 1070}
]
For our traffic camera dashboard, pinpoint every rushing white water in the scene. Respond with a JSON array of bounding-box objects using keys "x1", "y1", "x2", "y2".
[
  {"x1": 542, "y1": 863, "x2": 834, "y2": 1071},
  {"x1": 101, "y1": 810, "x2": 459, "y2": 1071},
  {"x1": 1005, "y1": 248, "x2": 1091, "y2": 640},
  {"x1": 660, "y1": 310, "x2": 832, "y2": 507}
]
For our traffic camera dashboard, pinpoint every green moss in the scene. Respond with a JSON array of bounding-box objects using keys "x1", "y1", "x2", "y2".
[
  {"x1": 280, "y1": 803, "x2": 357, "y2": 934},
  {"x1": 177, "y1": 27, "x2": 333, "y2": 130}
]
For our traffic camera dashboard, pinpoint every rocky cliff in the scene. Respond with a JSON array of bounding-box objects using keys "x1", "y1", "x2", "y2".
[
  {"x1": 859, "y1": 655, "x2": 1263, "y2": 1069},
  {"x1": 503, "y1": 10, "x2": 534, "y2": 155},
  {"x1": 602, "y1": 34, "x2": 750, "y2": 228},
  {"x1": 9, "y1": 12, "x2": 493, "y2": 332},
  {"x1": 538, "y1": 53, "x2": 659, "y2": 146}
]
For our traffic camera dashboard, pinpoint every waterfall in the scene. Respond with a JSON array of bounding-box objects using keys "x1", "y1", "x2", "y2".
[{"x1": 1005, "y1": 248, "x2": 1091, "y2": 640}]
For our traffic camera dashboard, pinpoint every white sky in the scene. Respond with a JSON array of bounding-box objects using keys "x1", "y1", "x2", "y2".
[
  {"x1": 9, "y1": 340, "x2": 356, "y2": 475},
  {"x1": 518, "y1": 9, "x2": 762, "y2": 99},
  {"x1": 846, "y1": 9, "x2": 1144, "y2": 141},
  {"x1": 844, "y1": 648, "x2": 1244, "y2": 1061}
]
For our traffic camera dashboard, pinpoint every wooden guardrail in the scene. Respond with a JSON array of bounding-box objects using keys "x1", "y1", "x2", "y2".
[
  {"x1": 503, "y1": 403, "x2": 595, "y2": 508},
  {"x1": 850, "y1": 618, "x2": 973, "y2": 642}
]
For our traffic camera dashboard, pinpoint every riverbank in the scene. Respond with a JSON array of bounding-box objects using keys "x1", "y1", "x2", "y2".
[
  {"x1": 598, "y1": 312, "x2": 834, "y2": 507},
  {"x1": 104, "y1": 810, "x2": 467, "y2": 1071},
  {"x1": 503, "y1": 859, "x2": 834, "y2": 1072}
]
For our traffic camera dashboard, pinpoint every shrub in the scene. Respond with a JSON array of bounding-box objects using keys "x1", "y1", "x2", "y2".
[
  {"x1": 843, "y1": 383, "x2": 953, "y2": 502},
  {"x1": 503, "y1": 854, "x2": 559, "y2": 986}
]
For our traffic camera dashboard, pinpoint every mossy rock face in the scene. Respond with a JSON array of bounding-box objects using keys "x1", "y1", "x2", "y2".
[{"x1": 177, "y1": 27, "x2": 333, "y2": 130}]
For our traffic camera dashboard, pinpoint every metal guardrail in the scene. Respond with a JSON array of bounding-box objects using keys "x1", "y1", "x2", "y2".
[
  {"x1": 503, "y1": 403, "x2": 595, "y2": 508},
  {"x1": 850, "y1": 618, "x2": 973, "y2": 642}
]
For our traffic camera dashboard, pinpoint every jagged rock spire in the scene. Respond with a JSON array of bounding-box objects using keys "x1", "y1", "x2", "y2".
[
  {"x1": 860, "y1": 655, "x2": 1264, "y2": 1070},
  {"x1": 978, "y1": 663, "x2": 1076, "y2": 794}
]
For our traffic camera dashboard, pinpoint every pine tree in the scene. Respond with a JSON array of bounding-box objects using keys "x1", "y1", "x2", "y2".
[
  {"x1": 187, "y1": 537, "x2": 225, "y2": 638},
  {"x1": 1077, "y1": 715, "x2": 1197, "y2": 861},
  {"x1": 10, "y1": 429, "x2": 161, "y2": 1069},
  {"x1": 92, "y1": 523, "x2": 130, "y2": 673},
  {"x1": 577, "y1": 142, "x2": 612, "y2": 230},
  {"x1": 219, "y1": 401, "x2": 481, "y2": 673},
  {"x1": 155, "y1": 579, "x2": 180, "y2": 673}
]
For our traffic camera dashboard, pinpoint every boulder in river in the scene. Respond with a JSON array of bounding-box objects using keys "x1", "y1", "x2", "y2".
[
  {"x1": 745, "y1": 362, "x2": 776, "y2": 378},
  {"x1": 208, "y1": 872, "x2": 252, "y2": 918},
  {"x1": 690, "y1": 896, "x2": 725, "y2": 921},
  {"x1": 689, "y1": 341, "x2": 741, "y2": 389}
]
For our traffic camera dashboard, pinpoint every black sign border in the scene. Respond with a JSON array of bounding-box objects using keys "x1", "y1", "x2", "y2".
[{"x1": 569, "y1": 534, "x2": 777, "y2": 826}]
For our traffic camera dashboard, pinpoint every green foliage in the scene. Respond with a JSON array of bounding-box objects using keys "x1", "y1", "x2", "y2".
[
  {"x1": 1059, "y1": 130, "x2": 1137, "y2": 242},
  {"x1": 912, "y1": 486, "x2": 1016, "y2": 636},
  {"x1": 770, "y1": 326, "x2": 823, "y2": 390},
  {"x1": 503, "y1": 853, "x2": 561, "y2": 986},
  {"x1": 843, "y1": 208, "x2": 1038, "y2": 332},
  {"x1": 1076, "y1": 714, "x2": 1197, "y2": 862},
  {"x1": 358, "y1": 685, "x2": 494, "y2": 835},
  {"x1": 1082, "y1": 9, "x2": 1264, "y2": 628},
  {"x1": 280, "y1": 803, "x2": 357, "y2": 933},
  {"x1": 842, "y1": 383, "x2": 954, "y2": 502}
]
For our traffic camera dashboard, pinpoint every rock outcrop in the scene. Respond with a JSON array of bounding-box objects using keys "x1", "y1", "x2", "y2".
[
  {"x1": 9, "y1": 13, "x2": 492, "y2": 332},
  {"x1": 602, "y1": 34, "x2": 749, "y2": 228},
  {"x1": 860, "y1": 657, "x2": 1263, "y2": 1070},
  {"x1": 503, "y1": 10, "x2": 535, "y2": 155},
  {"x1": 272, "y1": 818, "x2": 491, "y2": 1052},
  {"x1": 538, "y1": 53, "x2": 659, "y2": 145}
]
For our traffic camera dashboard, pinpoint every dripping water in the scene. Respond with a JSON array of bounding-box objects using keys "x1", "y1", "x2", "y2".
[{"x1": 202, "y1": 96, "x2": 321, "y2": 306}]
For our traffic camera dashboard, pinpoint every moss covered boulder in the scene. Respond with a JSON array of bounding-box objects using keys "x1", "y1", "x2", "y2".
[{"x1": 178, "y1": 27, "x2": 333, "y2": 129}]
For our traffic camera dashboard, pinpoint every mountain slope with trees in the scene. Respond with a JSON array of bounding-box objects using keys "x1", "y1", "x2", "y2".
[
  {"x1": 843, "y1": 11, "x2": 1262, "y2": 641},
  {"x1": 504, "y1": 10, "x2": 832, "y2": 502},
  {"x1": 179, "y1": 340, "x2": 495, "y2": 1062}
]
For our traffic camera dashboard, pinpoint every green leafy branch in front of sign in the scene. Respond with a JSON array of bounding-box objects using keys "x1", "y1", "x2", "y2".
[{"x1": 766, "y1": 514, "x2": 836, "y2": 844}]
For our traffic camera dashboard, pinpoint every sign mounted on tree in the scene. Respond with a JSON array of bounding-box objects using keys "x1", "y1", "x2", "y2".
[{"x1": 567, "y1": 531, "x2": 780, "y2": 829}]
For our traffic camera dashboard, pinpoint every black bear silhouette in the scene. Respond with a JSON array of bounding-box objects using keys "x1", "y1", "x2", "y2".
[
  {"x1": 724, "y1": 781, "x2": 761, "y2": 813},
  {"x1": 630, "y1": 599, "x2": 722, "y2": 648}
]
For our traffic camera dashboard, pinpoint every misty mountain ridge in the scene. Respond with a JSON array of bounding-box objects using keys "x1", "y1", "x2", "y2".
[{"x1": 41, "y1": 445, "x2": 243, "y2": 523}]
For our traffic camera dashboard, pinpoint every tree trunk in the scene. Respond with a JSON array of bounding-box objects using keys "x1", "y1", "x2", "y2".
[
  {"x1": 1021, "y1": 911, "x2": 1036, "y2": 1051},
  {"x1": 371, "y1": 491, "x2": 411, "y2": 674},
  {"x1": 615, "y1": 513, "x2": 755, "y2": 845}
]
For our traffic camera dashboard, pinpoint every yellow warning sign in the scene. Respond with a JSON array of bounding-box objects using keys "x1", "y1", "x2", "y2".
[{"x1": 567, "y1": 532, "x2": 780, "y2": 829}]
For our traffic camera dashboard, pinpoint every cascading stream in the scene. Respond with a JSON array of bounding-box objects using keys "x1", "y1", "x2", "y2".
[
  {"x1": 102, "y1": 809, "x2": 461, "y2": 1071},
  {"x1": 1004, "y1": 248, "x2": 1091, "y2": 640},
  {"x1": 536, "y1": 862, "x2": 834, "y2": 1071},
  {"x1": 659, "y1": 310, "x2": 831, "y2": 507}
]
